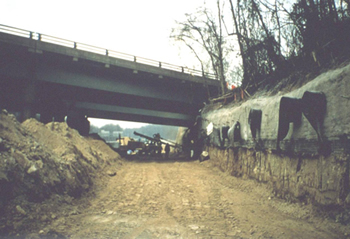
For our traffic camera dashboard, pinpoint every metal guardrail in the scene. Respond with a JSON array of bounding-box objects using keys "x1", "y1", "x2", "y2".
[{"x1": 0, "y1": 24, "x2": 217, "y2": 80}]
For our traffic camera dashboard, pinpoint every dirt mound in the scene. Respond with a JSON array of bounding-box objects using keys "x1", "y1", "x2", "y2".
[
  {"x1": 0, "y1": 109, "x2": 122, "y2": 237},
  {"x1": 22, "y1": 119, "x2": 119, "y2": 170}
]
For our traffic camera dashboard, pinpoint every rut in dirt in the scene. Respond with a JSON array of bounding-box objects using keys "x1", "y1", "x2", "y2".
[{"x1": 48, "y1": 156, "x2": 347, "y2": 239}]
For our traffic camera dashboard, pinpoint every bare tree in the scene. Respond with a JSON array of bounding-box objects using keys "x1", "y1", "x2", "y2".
[
  {"x1": 229, "y1": 0, "x2": 280, "y2": 88},
  {"x1": 170, "y1": 0, "x2": 230, "y2": 95},
  {"x1": 172, "y1": 0, "x2": 350, "y2": 93},
  {"x1": 228, "y1": 0, "x2": 350, "y2": 90}
]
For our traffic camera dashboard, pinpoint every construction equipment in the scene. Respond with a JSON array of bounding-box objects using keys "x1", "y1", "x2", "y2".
[
  {"x1": 133, "y1": 131, "x2": 180, "y2": 155},
  {"x1": 134, "y1": 131, "x2": 178, "y2": 147},
  {"x1": 116, "y1": 131, "x2": 180, "y2": 156},
  {"x1": 116, "y1": 136, "x2": 144, "y2": 155},
  {"x1": 132, "y1": 131, "x2": 161, "y2": 155}
]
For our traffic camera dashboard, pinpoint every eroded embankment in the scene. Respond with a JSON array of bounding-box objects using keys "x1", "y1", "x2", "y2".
[
  {"x1": 0, "y1": 110, "x2": 122, "y2": 236},
  {"x1": 201, "y1": 64, "x2": 350, "y2": 209}
]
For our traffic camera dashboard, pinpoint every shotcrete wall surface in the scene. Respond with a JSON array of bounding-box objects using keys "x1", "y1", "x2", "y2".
[{"x1": 201, "y1": 64, "x2": 350, "y2": 206}]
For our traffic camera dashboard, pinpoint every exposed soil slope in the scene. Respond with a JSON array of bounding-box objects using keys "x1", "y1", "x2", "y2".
[{"x1": 0, "y1": 110, "x2": 122, "y2": 237}]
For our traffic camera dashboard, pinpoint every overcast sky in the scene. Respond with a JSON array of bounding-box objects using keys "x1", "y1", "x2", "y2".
[
  {"x1": 1, "y1": 0, "x2": 209, "y2": 128},
  {"x1": 1, "y1": 0, "x2": 207, "y2": 65}
]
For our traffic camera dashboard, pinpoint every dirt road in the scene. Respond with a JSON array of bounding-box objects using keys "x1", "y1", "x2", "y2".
[{"x1": 48, "y1": 157, "x2": 348, "y2": 239}]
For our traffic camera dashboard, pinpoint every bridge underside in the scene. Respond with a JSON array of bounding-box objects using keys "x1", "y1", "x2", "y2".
[
  {"x1": 1, "y1": 78, "x2": 200, "y2": 126},
  {"x1": 0, "y1": 32, "x2": 219, "y2": 127}
]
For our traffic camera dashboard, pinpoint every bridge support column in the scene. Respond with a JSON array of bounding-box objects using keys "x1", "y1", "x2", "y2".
[
  {"x1": 66, "y1": 111, "x2": 90, "y2": 136},
  {"x1": 22, "y1": 81, "x2": 37, "y2": 122},
  {"x1": 40, "y1": 113, "x2": 65, "y2": 124},
  {"x1": 39, "y1": 104, "x2": 66, "y2": 124},
  {"x1": 22, "y1": 50, "x2": 41, "y2": 122}
]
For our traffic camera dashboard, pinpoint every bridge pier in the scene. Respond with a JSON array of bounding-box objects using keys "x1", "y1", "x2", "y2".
[
  {"x1": 22, "y1": 47, "x2": 40, "y2": 122},
  {"x1": 37, "y1": 99, "x2": 67, "y2": 124},
  {"x1": 66, "y1": 110, "x2": 90, "y2": 136},
  {"x1": 39, "y1": 112, "x2": 66, "y2": 124},
  {"x1": 22, "y1": 80, "x2": 37, "y2": 122}
]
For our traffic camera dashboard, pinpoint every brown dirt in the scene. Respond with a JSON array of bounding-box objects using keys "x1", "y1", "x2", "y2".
[
  {"x1": 0, "y1": 110, "x2": 122, "y2": 238},
  {"x1": 38, "y1": 157, "x2": 349, "y2": 239},
  {"x1": 1, "y1": 110, "x2": 349, "y2": 238}
]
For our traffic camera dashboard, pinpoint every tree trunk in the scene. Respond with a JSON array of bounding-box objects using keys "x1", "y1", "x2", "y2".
[
  {"x1": 229, "y1": 0, "x2": 249, "y2": 87},
  {"x1": 217, "y1": 0, "x2": 226, "y2": 95}
]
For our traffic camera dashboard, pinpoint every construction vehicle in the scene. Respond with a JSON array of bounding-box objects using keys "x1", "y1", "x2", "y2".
[
  {"x1": 116, "y1": 136, "x2": 144, "y2": 155},
  {"x1": 133, "y1": 131, "x2": 179, "y2": 156},
  {"x1": 116, "y1": 131, "x2": 180, "y2": 156}
]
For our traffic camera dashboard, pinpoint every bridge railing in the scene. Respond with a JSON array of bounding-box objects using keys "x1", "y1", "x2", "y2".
[{"x1": 0, "y1": 24, "x2": 217, "y2": 79}]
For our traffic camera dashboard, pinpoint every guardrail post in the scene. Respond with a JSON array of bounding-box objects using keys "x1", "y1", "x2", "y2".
[
  {"x1": 38, "y1": 34, "x2": 41, "y2": 41},
  {"x1": 159, "y1": 62, "x2": 162, "y2": 68},
  {"x1": 74, "y1": 42, "x2": 77, "y2": 49},
  {"x1": 181, "y1": 67, "x2": 184, "y2": 73},
  {"x1": 134, "y1": 56, "x2": 137, "y2": 62},
  {"x1": 29, "y1": 32, "x2": 33, "y2": 39},
  {"x1": 106, "y1": 50, "x2": 109, "y2": 56}
]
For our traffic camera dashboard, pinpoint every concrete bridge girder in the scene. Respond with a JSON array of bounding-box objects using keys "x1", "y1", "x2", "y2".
[
  {"x1": 35, "y1": 57, "x2": 204, "y2": 105},
  {"x1": 75, "y1": 102, "x2": 193, "y2": 121}
]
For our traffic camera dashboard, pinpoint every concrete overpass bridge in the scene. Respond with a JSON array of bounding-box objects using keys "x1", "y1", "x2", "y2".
[{"x1": 0, "y1": 24, "x2": 220, "y2": 131}]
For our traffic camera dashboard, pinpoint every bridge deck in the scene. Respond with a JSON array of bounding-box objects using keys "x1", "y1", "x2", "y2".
[
  {"x1": 0, "y1": 24, "x2": 220, "y2": 127},
  {"x1": 0, "y1": 24, "x2": 219, "y2": 86}
]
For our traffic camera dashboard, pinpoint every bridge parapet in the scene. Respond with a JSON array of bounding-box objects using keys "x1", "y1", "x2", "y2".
[{"x1": 0, "y1": 24, "x2": 218, "y2": 81}]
